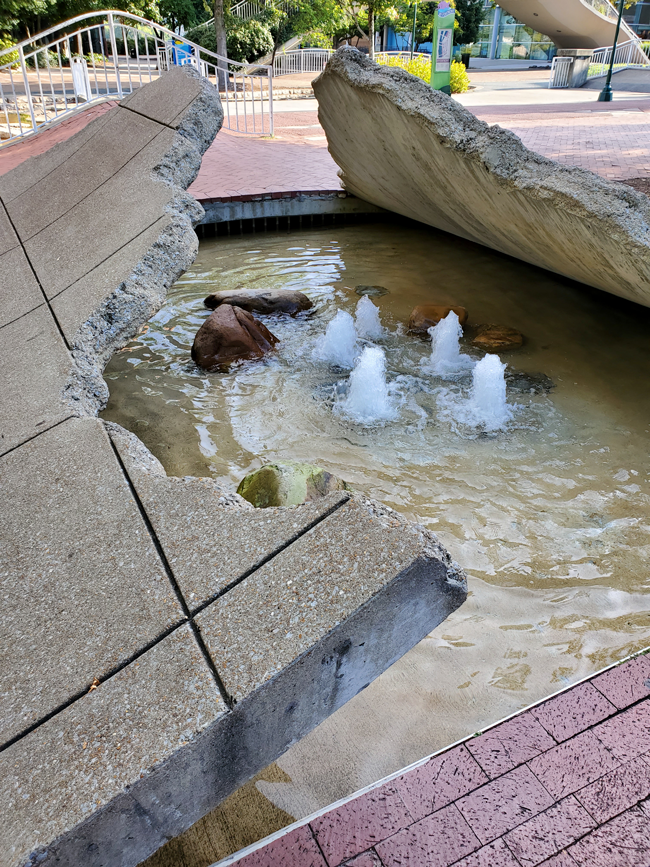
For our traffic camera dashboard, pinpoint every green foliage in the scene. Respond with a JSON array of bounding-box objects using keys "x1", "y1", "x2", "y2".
[
  {"x1": 376, "y1": 51, "x2": 469, "y2": 93},
  {"x1": 449, "y1": 57, "x2": 469, "y2": 91},
  {"x1": 186, "y1": 16, "x2": 273, "y2": 62},
  {"x1": 376, "y1": 51, "x2": 430, "y2": 80},
  {"x1": 226, "y1": 17, "x2": 273, "y2": 61},
  {"x1": 0, "y1": 35, "x2": 19, "y2": 66},
  {"x1": 83, "y1": 50, "x2": 106, "y2": 65},
  {"x1": 453, "y1": 0, "x2": 483, "y2": 45}
]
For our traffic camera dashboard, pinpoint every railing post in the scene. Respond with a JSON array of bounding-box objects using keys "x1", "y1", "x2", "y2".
[
  {"x1": 268, "y1": 66, "x2": 274, "y2": 136},
  {"x1": 108, "y1": 12, "x2": 123, "y2": 98},
  {"x1": 18, "y1": 45, "x2": 37, "y2": 132}
]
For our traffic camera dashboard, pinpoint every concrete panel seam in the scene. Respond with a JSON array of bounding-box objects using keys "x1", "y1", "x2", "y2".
[
  {"x1": 46, "y1": 215, "x2": 169, "y2": 302},
  {"x1": 0, "y1": 618, "x2": 185, "y2": 755},
  {"x1": 107, "y1": 436, "x2": 234, "y2": 709},
  {"x1": 121, "y1": 102, "x2": 187, "y2": 132},
  {"x1": 0, "y1": 197, "x2": 70, "y2": 350},
  {"x1": 0, "y1": 414, "x2": 74, "y2": 459},
  {"x1": 0, "y1": 299, "x2": 46, "y2": 331},
  {"x1": 190, "y1": 494, "x2": 352, "y2": 617}
]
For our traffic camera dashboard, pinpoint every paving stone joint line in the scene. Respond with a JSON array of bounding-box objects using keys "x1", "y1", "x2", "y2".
[{"x1": 0, "y1": 196, "x2": 71, "y2": 350}]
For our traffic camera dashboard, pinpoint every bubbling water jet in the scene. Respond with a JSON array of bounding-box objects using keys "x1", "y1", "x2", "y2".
[
  {"x1": 313, "y1": 310, "x2": 358, "y2": 368},
  {"x1": 421, "y1": 311, "x2": 474, "y2": 379},
  {"x1": 336, "y1": 346, "x2": 397, "y2": 424},
  {"x1": 355, "y1": 295, "x2": 384, "y2": 340},
  {"x1": 465, "y1": 354, "x2": 512, "y2": 431}
]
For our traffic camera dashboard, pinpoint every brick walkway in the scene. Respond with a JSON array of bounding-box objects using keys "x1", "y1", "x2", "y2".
[{"x1": 222, "y1": 652, "x2": 650, "y2": 867}]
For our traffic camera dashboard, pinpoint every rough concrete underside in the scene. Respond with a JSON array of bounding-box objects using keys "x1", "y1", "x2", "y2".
[
  {"x1": 313, "y1": 49, "x2": 650, "y2": 308},
  {"x1": 0, "y1": 68, "x2": 466, "y2": 867}
]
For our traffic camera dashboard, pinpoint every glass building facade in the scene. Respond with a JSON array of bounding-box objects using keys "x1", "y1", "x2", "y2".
[
  {"x1": 384, "y1": 2, "x2": 557, "y2": 61},
  {"x1": 472, "y1": 3, "x2": 556, "y2": 61}
]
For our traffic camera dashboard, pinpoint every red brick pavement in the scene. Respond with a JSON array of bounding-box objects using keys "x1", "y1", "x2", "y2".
[{"x1": 223, "y1": 652, "x2": 650, "y2": 867}]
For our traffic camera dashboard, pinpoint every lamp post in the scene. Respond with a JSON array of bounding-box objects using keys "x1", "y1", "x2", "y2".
[
  {"x1": 598, "y1": 0, "x2": 625, "y2": 102},
  {"x1": 410, "y1": 1, "x2": 418, "y2": 60}
]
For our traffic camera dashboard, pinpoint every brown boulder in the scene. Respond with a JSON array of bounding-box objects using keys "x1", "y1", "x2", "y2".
[
  {"x1": 471, "y1": 325, "x2": 524, "y2": 352},
  {"x1": 204, "y1": 288, "x2": 313, "y2": 316},
  {"x1": 191, "y1": 304, "x2": 279, "y2": 370},
  {"x1": 408, "y1": 305, "x2": 468, "y2": 336}
]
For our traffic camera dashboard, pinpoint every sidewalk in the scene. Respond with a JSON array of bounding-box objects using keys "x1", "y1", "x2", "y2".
[{"x1": 218, "y1": 652, "x2": 650, "y2": 867}]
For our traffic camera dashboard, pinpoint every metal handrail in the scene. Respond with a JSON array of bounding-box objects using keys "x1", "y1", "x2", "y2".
[
  {"x1": 588, "y1": 37, "x2": 650, "y2": 78},
  {"x1": 0, "y1": 9, "x2": 274, "y2": 145},
  {"x1": 273, "y1": 48, "x2": 334, "y2": 76}
]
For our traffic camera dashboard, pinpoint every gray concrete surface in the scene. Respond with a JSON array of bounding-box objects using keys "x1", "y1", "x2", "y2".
[
  {"x1": 583, "y1": 68, "x2": 650, "y2": 92},
  {"x1": 314, "y1": 49, "x2": 650, "y2": 308},
  {"x1": 0, "y1": 65, "x2": 467, "y2": 867}
]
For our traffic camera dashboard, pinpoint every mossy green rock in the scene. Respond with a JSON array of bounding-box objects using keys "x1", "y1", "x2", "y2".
[{"x1": 237, "y1": 462, "x2": 349, "y2": 508}]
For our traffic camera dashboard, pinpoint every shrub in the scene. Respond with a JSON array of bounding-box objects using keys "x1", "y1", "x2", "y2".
[
  {"x1": 375, "y1": 54, "x2": 470, "y2": 94},
  {"x1": 449, "y1": 59, "x2": 470, "y2": 93},
  {"x1": 0, "y1": 37, "x2": 19, "y2": 69}
]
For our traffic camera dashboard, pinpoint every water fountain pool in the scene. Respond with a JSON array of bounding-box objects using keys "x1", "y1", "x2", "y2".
[{"x1": 103, "y1": 221, "x2": 650, "y2": 828}]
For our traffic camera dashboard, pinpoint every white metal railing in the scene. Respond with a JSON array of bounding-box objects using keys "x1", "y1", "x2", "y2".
[
  {"x1": 587, "y1": 37, "x2": 650, "y2": 78},
  {"x1": 273, "y1": 48, "x2": 334, "y2": 76},
  {"x1": 549, "y1": 56, "x2": 573, "y2": 88},
  {"x1": 375, "y1": 50, "x2": 431, "y2": 63},
  {"x1": 580, "y1": 0, "x2": 619, "y2": 22},
  {"x1": 0, "y1": 9, "x2": 273, "y2": 145}
]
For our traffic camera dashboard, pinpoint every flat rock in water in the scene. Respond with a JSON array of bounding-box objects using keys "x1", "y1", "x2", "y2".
[
  {"x1": 237, "y1": 462, "x2": 349, "y2": 508},
  {"x1": 505, "y1": 370, "x2": 554, "y2": 394},
  {"x1": 191, "y1": 304, "x2": 279, "y2": 370},
  {"x1": 204, "y1": 288, "x2": 313, "y2": 316},
  {"x1": 408, "y1": 305, "x2": 468, "y2": 336},
  {"x1": 471, "y1": 324, "x2": 524, "y2": 352},
  {"x1": 355, "y1": 285, "x2": 389, "y2": 297}
]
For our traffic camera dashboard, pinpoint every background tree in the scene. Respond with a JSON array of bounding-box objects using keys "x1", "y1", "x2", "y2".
[{"x1": 453, "y1": 0, "x2": 483, "y2": 46}]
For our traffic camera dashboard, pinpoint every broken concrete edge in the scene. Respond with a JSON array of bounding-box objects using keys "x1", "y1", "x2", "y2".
[
  {"x1": 23, "y1": 492, "x2": 466, "y2": 867},
  {"x1": 104, "y1": 420, "x2": 253, "y2": 511},
  {"x1": 212, "y1": 642, "x2": 650, "y2": 867},
  {"x1": 314, "y1": 48, "x2": 650, "y2": 245},
  {"x1": 62, "y1": 67, "x2": 224, "y2": 417}
]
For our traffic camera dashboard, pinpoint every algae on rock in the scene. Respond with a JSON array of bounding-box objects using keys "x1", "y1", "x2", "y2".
[{"x1": 237, "y1": 462, "x2": 350, "y2": 508}]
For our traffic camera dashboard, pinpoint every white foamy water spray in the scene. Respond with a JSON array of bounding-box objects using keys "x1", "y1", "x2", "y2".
[
  {"x1": 463, "y1": 354, "x2": 512, "y2": 431},
  {"x1": 421, "y1": 311, "x2": 474, "y2": 379},
  {"x1": 336, "y1": 346, "x2": 397, "y2": 424},
  {"x1": 313, "y1": 310, "x2": 358, "y2": 368},
  {"x1": 355, "y1": 295, "x2": 384, "y2": 340}
]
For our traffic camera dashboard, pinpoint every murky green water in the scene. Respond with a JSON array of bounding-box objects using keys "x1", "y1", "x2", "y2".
[{"x1": 103, "y1": 222, "x2": 650, "y2": 821}]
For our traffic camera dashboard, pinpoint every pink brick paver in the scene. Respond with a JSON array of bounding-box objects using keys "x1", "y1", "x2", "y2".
[{"x1": 225, "y1": 654, "x2": 650, "y2": 867}]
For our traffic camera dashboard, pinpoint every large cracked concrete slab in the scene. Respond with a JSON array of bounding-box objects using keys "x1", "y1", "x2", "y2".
[
  {"x1": 313, "y1": 48, "x2": 650, "y2": 308},
  {"x1": 0, "y1": 64, "x2": 468, "y2": 867}
]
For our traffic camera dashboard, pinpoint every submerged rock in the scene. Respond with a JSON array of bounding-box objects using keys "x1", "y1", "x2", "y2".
[
  {"x1": 191, "y1": 304, "x2": 279, "y2": 370},
  {"x1": 355, "y1": 284, "x2": 389, "y2": 297},
  {"x1": 204, "y1": 288, "x2": 313, "y2": 316},
  {"x1": 471, "y1": 324, "x2": 524, "y2": 352},
  {"x1": 409, "y1": 305, "x2": 468, "y2": 336},
  {"x1": 505, "y1": 370, "x2": 554, "y2": 394},
  {"x1": 237, "y1": 462, "x2": 349, "y2": 508}
]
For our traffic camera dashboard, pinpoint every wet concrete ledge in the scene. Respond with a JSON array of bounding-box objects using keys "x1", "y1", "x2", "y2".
[{"x1": 0, "y1": 69, "x2": 467, "y2": 867}]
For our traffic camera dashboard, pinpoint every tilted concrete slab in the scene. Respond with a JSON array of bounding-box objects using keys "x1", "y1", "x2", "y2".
[
  {"x1": 0, "y1": 305, "x2": 72, "y2": 452},
  {"x1": 1, "y1": 624, "x2": 226, "y2": 867},
  {"x1": 0, "y1": 64, "x2": 468, "y2": 867},
  {"x1": 5, "y1": 108, "x2": 165, "y2": 242},
  {"x1": 50, "y1": 215, "x2": 171, "y2": 342},
  {"x1": 0, "y1": 245, "x2": 43, "y2": 328},
  {"x1": 0, "y1": 417, "x2": 183, "y2": 744},
  {"x1": 313, "y1": 48, "x2": 650, "y2": 308}
]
